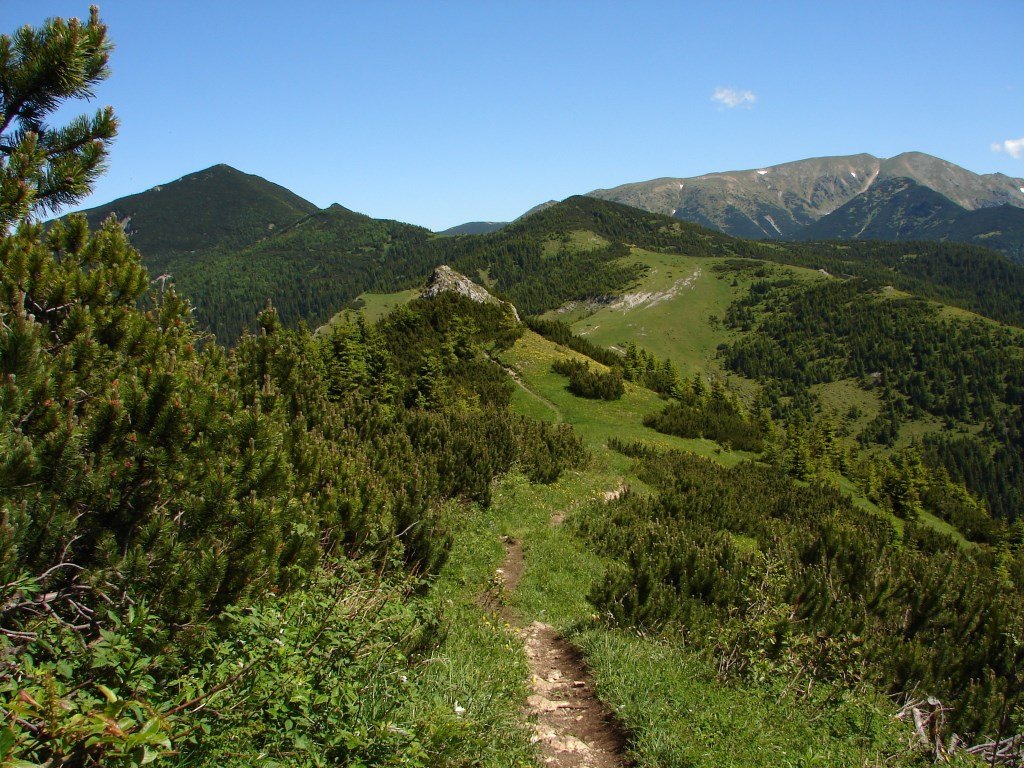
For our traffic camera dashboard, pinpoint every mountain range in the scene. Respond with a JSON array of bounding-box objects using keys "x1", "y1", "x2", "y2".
[
  {"x1": 792, "y1": 175, "x2": 1024, "y2": 259},
  {"x1": 63, "y1": 160, "x2": 1024, "y2": 344},
  {"x1": 587, "y1": 151, "x2": 1024, "y2": 260},
  {"x1": 76, "y1": 152, "x2": 1024, "y2": 267}
]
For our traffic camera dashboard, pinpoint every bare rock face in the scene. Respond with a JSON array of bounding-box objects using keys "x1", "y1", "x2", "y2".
[{"x1": 421, "y1": 265, "x2": 521, "y2": 322}]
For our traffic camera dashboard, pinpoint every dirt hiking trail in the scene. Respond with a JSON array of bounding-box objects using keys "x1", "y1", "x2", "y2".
[{"x1": 495, "y1": 535, "x2": 630, "y2": 767}]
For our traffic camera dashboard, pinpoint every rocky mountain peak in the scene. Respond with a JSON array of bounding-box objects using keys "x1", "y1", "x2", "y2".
[
  {"x1": 421, "y1": 265, "x2": 521, "y2": 322},
  {"x1": 587, "y1": 151, "x2": 1024, "y2": 241}
]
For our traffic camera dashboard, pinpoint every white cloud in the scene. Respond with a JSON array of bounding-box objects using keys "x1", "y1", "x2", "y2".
[
  {"x1": 711, "y1": 86, "x2": 756, "y2": 109},
  {"x1": 991, "y1": 137, "x2": 1024, "y2": 159}
]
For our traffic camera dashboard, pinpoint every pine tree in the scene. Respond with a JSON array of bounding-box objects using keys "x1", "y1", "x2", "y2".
[
  {"x1": 691, "y1": 372, "x2": 708, "y2": 401},
  {"x1": 414, "y1": 352, "x2": 447, "y2": 409},
  {"x1": 0, "y1": 6, "x2": 117, "y2": 229},
  {"x1": 787, "y1": 421, "x2": 812, "y2": 480},
  {"x1": 653, "y1": 357, "x2": 680, "y2": 397}
]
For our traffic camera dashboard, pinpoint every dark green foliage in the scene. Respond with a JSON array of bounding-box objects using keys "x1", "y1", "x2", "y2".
[
  {"x1": 76, "y1": 164, "x2": 320, "y2": 264},
  {"x1": 918, "y1": 468, "x2": 1004, "y2": 545},
  {"x1": 0, "y1": 7, "x2": 117, "y2": 229},
  {"x1": 441, "y1": 229, "x2": 643, "y2": 318},
  {"x1": 525, "y1": 316, "x2": 622, "y2": 367},
  {"x1": 795, "y1": 177, "x2": 1024, "y2": 265},
  {"x1": 0, "y1": 214, "x2": 587, "y2": 762},
  {"x1": 855, "y1": 388, "x2": 908, "y2": 448},
  {"x1": 769, "y1": 240, "x2": 1024, "y2": 328},
  {"x1": 400, "y1": 406, "x2": 586, "y2": 506},
  {"x1": 507, "y1": 195, "x2": 739, "y2": 255},
  {"x1": 551, "y1": 358, "x2": 624, "y2": 400},
  {"x1": 720, "y1": 278, "x2": 1024, "y2": 521},
  {"x1": 936, "y1": 204, "x2": 1024, "y2": 265},
  {"x1": 578, "y1": 448, "x2": 1024, "y2": 737},
  {"x1": 620, "y1": 342, "x2": 681, "y2": 397},
  {"x1": 1, "y1": 215, "x2": 439, "y2": 620},
  {"x1": 922, "y1": 431, "x2": 1024, "y2": 525},
  {"x1": 512, "y1": 416, "x2": 589, "y2": 483},
  {"x1": 374, "y1": 292, "x2": 522, "y2": 407},
  {"x1": 762, "y1": 417, "x2": 851, "y2": 481},
  {"x1": 167, "y1": 204, "x2": 437, "y2": 344},
  {"x1": 437, "y1": 220, "x2": 507, "y2": 236},
  {"x1": 644, "y1": 376, "x2": 765, "y2": 452}
]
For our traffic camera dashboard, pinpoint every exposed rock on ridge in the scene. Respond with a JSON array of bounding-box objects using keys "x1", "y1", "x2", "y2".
[{"x1": 421, "y1": 265, "x2": 521, "y2": 322}]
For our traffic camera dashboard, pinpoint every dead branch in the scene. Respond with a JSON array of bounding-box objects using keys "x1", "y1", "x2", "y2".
[{"x1": 898, "y1": 697, "x2": 1023, "y2": 767}]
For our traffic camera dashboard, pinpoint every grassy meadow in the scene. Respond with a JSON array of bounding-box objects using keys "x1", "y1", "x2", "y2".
[
  {"x1": 332, "y1": 253, "x2": 997, "y2": 766},
  {"x1": 545, "y1": 247, "x2": 823, "y2": 378}
]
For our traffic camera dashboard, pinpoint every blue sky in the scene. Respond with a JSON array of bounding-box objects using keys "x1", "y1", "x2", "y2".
[{"x1": 5, "y1": 1, "x2": 1024, "y2": 230}]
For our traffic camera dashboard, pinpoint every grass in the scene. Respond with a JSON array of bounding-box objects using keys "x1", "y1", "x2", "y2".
[
  {"x1": 476, "y1": 466, "x2": 931, "y2": 767},
  {"x1": 354, "y1": 288, "x2": 422, "y2": 323},
  {"x1": 895, "y1": 411, "x2": 952, "y2": 448},
  {"x1": 495, "y1": 471, "x2": 617, "y2": 627},
  {"x1": 918, "y1": 509, "x2": 971, "y2": 547},
  {"x1": 545, "y1": 248, "x2": 823, "y2": 379},
  {"x1": 541, "y1": 230, "x2": 609, "y2": 257},
  {"x1": 508, "y1": 373, "x2": 562, "y2": 424},
  {"x1": 316, "y1": 288, "x2": 422, "y2": 333},
  {"x1": 821, "y1": 462, "x2": 972, "y2": 548},
  {"x1": 336, "y1": 273, "x2": 977, "y2": 764},
  {"x1": 810, "y1": 378, "x2": 954, "y2": 451},
  {"x1": 501, "y1": 330, "x2": 754, "y2": 469},
  {"x1": 412, "y1": 470, "x2": 626, "y2": 767},
  {"x1": 417, "y1": 499, "x2": 537, "y2": 767},
  {"x1": 500, "y1": 330, "x2": 971, "y2": 552},
  {"x1": 573, "y1": 630, "x2": 925, "y2": 768},
  {"x1": 812, "y1": 379, "x2": 881, "y2": 431}
]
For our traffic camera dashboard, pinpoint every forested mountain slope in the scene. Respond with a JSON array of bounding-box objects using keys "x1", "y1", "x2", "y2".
[
  {"x1": 773, "y1": 239, "x2": 1024, "y2": 328},
  {"x1": 796, "y1": 177, "x2": 1024, "y2": 262},
  {"x1": 159, "y1": 197, "x2": 655, "y2": 343},
  {"x1": 67, "y1": 163, "x2": 1024, "y2": 342},
  {"x1": 166, "y1": 203, "x2": 437, "y2": 342},
  {"x1": 438, "y1": 220, "x2": 508, "y2": 235},
  {"x1": 72, "y1": 164, "x2": 320, "y2": 267},
  {"x1": 795, "y1": 177, "x2": 966, "y2": 240}
]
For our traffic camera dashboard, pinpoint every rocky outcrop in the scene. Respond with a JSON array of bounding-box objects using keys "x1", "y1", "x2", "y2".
[{"x1": 421, "y1": 265, "x2": 521, "y2": 322}]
